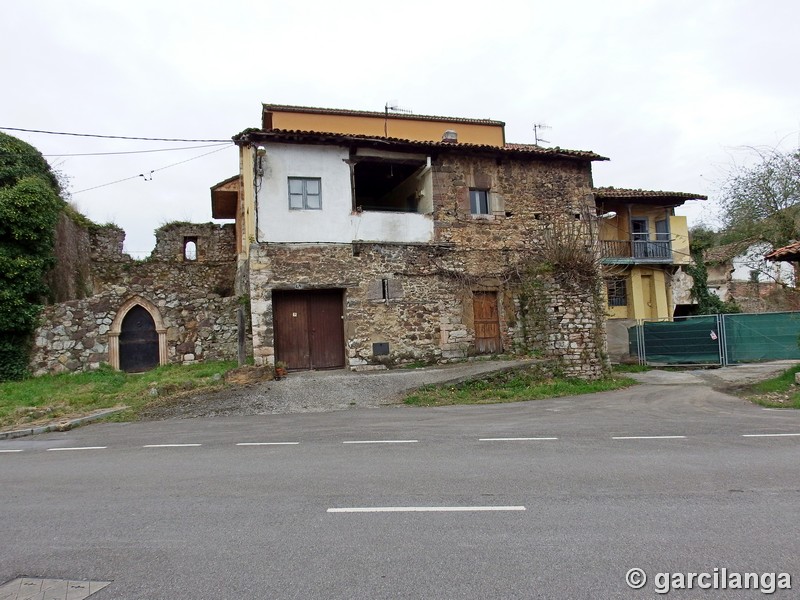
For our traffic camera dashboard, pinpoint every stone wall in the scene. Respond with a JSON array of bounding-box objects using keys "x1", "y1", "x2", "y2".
[
  {"x1": 248, "y1": 151, "x2": 608, "y2": 378},
  {"x1": 30, "y1": 222, "x2": 241, "y2": 375},
  {"x1": 45, "y1": 212, "x2": 93, "y2": 303}
]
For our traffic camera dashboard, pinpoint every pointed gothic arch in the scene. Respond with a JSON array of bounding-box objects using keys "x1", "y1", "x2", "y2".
[{"x1": 108, "y1": 296, "x2": 168, "y2": 371}]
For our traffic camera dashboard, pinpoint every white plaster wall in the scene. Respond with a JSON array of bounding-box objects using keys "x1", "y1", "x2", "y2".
[
  {"x1": 731, "y1": 243, "x2": 795, "y2": 285},
  {"x1": 258, "y1": 144, "x2": 353, "y2": 243},
  {"x1": 351, "y1": 211, "x2": 433, "y2": 243},
  {"x1": 257, "y1": 143, "x2": 433, "y2": 244}
]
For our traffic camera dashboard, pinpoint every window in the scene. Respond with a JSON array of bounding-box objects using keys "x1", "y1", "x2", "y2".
[
  {"x1": 183, "y1": 237, "x2": 197, "y2": 261},
  {"x1": 470, "y1": 189, "x2": 490, "y2": 215},
  {"x1": 288, "y1": 177, "x2": 321, "y2": 210},
  {"x1": 606, "y1": 278, "x2": 627, "y2": 307}
]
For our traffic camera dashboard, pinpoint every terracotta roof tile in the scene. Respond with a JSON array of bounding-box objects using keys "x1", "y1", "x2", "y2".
[
  {"x1": 594, "y1": 187, "x2": 707, "y2": 201},
  {"x1": 236, "y1": 129, "x2": 608, "y2": 162},
  {"x1": 764, "y1": 240, "x2": 800, "y2": 261}
]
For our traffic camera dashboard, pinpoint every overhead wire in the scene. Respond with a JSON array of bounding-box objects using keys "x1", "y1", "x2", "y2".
[
  {"x1": 0, "y1": 126, "x2": 231, "y2": 143},
  {"x1": 72, "y1": 146, "x2": 231, "y2": 194},
  {"x1": 43, "y1": 142, "x2": 231, "y2": 157}
]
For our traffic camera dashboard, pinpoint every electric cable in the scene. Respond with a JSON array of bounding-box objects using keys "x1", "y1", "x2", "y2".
[{"x1": 0, "y1": 126, "x2": 230, "y2": 143}]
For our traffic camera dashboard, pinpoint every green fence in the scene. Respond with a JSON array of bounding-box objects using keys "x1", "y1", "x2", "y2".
[
  {"x1": 723, "y1": 312, "x2": 800, "y2": 363},
  {"x1": 628, "y1": 311, "x2": 800, "y2": 365}
]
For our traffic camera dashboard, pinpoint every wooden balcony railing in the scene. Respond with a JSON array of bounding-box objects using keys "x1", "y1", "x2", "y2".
[{"x1": 600, "y1": 239, "x2": 672, "y2": 261}]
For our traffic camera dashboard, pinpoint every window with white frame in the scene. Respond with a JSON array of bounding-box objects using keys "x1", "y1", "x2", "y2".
[
  {"x1": 288, "y1": 177, "x2": 322, "y2": 210},
  {"x1": 470, "y1": 188, "x2": 490, "y2": 215}
]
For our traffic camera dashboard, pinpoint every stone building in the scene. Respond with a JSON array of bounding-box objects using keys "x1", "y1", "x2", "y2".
[
  {"x1": 30, "y1": 220, "x2": 240, "y2": 375},
  {"x1": 225, "y1": 105, "x2": 614, "y2": 378}
]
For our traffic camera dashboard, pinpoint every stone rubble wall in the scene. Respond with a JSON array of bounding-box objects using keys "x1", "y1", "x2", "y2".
[{"x1": 30, "y1": 222, "x2": 240, "y2": 375}]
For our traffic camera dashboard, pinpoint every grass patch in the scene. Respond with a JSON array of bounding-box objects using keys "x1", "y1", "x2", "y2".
[
  {"x1": 612, "y1": 363, "x2": 651, "y2": 373},
  {"x1": 404, "y1": 366, "x2": 637, "y2": 407},
  {"x1": 0, "y1": 361, "x2": 236, "y2": 430},
  {"x1": 742, "y1": 365, "x2": 800, "y2": 409}
]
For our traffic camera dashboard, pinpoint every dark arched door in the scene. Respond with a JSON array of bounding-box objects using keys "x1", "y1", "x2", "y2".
[{"x1": 119, "y1": 305, "x2": 159, "y2": 372}]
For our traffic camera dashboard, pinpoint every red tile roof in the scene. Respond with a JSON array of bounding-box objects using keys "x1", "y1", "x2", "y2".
[
  {"x1": 594, "y1": 187, "x2": 707, "y2": 201},
  {"x1": 764, "y1": 240, "x2": 800, "y2": 261},
  {"x1": 235, "y1": 129, "x2": 608, "y2": 162}
]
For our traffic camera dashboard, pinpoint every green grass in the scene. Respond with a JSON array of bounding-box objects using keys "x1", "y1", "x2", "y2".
[
  {"x1": 744, "y1": 365, "x2": 800, "y2": 409},
  {"x1": 404, "y1": 367, "x2": 637, "y2": 407},
  {"x1": 0, "y1": 361, "x2": 236, "y2": 430},
  {"x1": 611, "y1": 363, "x2": 651, "y2": 373}
]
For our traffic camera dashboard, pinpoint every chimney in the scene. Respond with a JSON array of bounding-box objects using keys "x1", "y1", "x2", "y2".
[{"x1": 442, "y1": 129, "x2": 458, "y2": 143}]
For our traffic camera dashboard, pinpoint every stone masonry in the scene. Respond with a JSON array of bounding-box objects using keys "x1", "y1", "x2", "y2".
[
  {"x1": 30, "y1": 222, "x2": 240, "y2": 375},
  {"x1": 249, "y1": 150, "x2": 610, "y2": 378}
]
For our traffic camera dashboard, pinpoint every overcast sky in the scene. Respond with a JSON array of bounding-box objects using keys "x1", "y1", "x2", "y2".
[{"x1": 2, "y1": 0, "x2": 798, "y2": 257}]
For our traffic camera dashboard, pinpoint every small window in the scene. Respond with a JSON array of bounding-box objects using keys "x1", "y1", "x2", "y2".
[
  {"x1": 606, "y1": 278, "x2": 627, "y2": 307},
  {"x1": 183, "y1": 237, "x2": 197, "y2": 261},
  {"x1": 288, "y1": 177, "x2": 322, "y2": 210},
  {"x1": 470, "y1": 189, "x2": 490, "y2": 215}
]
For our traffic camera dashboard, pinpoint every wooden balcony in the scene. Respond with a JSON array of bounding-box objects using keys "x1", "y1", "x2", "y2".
[{"x1": 600, "y1": 239, "x2": 673, "y2": 264}]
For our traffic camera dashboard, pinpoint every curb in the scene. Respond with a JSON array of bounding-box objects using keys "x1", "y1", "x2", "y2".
[{"x1": 0, "y1": 407, "x2": 128, "y2": 440}]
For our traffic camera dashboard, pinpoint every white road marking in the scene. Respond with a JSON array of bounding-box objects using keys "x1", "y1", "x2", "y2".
[
  {"x1": 327, "y1": 506, "x2": 526, "y2": 513},
  {"x1": 46, "y1": 446, "x2": 107, "y2": 451},
  {"x1": 0, "y1": 449, "x2": 24, "y2": 453},
  {"x1": 342, "y1": 440, "x2": 418, "y2": 444},
  {"x1": 479, "y1": 437, "x2": 558, "y2": 441},
  {"x1": 762, "y1": 408, "x2": 788, "y2": 411},
  {"x1": 236, "y1": 442, "x2": 300, "y2": 446},
  {"x1": 741, "y1": 433, "x2": 800, "y2": 438},
  {"x1": 142, "y1": 443, "x2": 202, "y2": 448},
  {"x1": 612, "y1": 436, "x2": 687, "y2": 440}
]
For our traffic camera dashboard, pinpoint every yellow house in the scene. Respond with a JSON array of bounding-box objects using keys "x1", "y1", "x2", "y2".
[{"x1": 594, "y1": 187, "x2": 705, "y2": 321}]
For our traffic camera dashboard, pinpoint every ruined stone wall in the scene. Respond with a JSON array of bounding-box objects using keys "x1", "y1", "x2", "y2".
[
  {"x1": 45, "y1": 212, "x2": 94, "y2": 303},
  {"x1": 30, "y1": 223, "x2": 240, "y2": 375},
  {"x1": 729, "y1": 281, "x2": 800, "y2": 313}
]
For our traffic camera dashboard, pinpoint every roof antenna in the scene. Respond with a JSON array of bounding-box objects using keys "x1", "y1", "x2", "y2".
[
  {"x1": 533, "y1": 123, "x2": 551, "y2": 146},
  {"x1": 384, "y1": 100, "x2": 412, "y2": 137}
]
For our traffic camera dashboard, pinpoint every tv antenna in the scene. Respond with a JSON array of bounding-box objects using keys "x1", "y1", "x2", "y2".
[
  {"x1": 384, "y1": 100, "x2": 413, "y2": 136},
  {"x1": 533, "y1": 123, "x2": 551, "y2": 146}
]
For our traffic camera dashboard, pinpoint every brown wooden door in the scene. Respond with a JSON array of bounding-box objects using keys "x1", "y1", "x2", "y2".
[
  {"x1": 473, "y1": 291, "x2": 502, "y2": 354},
  {"x1": 119, "y1": 305, "x2": 159, "y2": 372},
  {"x1": 273, "y1": 290, "x2": 345, "y2": 370}
]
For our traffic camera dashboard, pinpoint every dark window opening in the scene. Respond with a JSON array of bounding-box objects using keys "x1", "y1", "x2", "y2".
[
  {"x1": 353, "y1": 158, "x2": 428, "y2": 213},
  {"x1": 470, "y1": 189, "x2": 490, "y2": 215},
  {"x1": 606, "y1": 278, "x2": 628, "y2": 307},
  {"x1": 381, "y1": 278, "x2": 389, "y2": 300},
  {"x1": 183, "y1": 237, "x2": 198, "y2": 261}
]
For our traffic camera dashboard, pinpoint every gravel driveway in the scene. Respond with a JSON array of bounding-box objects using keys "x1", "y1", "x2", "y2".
[{"x1": 139, "y1": 358, "x2": 538, "y2": 420}]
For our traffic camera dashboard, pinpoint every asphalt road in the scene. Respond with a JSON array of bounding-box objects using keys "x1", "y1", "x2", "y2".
[{"x1": 2, "y1": 383, "x2": 799, "y2": 599}]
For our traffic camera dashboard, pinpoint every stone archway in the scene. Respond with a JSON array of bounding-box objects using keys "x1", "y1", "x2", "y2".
[{"x1": 108, "y1": 296, "x2": 167, "y2": 371}]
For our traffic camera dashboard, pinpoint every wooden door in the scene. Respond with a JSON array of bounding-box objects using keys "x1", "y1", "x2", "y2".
[
  {"x1": 119, "y1": 305, "x2": 159, "y2": 372},
  {"x1": 273, "y1": 290, "x2": 345, "y2": 370},
  {"x1": 473, "y1": 291, "x2": 502, "y2": 354}
]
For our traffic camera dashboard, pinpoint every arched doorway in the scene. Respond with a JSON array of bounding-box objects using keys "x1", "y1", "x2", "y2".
[
  {"x1": 119, "y1": 305, "x2": 159, "y2": 372},
  {"x1": 108, "y1": 296, "x2": 168, "y2": 372}
]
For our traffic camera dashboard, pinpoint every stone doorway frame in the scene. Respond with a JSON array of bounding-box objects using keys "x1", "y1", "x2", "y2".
[{"x1": 108, "y1": 295, "x2": 168, "y2": 370}]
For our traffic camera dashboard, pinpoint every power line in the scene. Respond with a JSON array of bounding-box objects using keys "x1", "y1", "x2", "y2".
[
  {"x1": 72, "y1": 146, "x2": 231, "y2": 194},
  {"x1": 43, "y1": 142, "x2": 231, "y2": 157},
  {"x1": 0, "y1": 126, "x2": 230, "y2": 143}
]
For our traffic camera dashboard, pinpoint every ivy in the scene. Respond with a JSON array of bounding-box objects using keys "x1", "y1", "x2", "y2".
[
  {"x1": 0, "y1": 132, "x2": 64, "y2": 380},
  {"x1": 686, "y1": 250, "x2": 740, "y2": 315}
]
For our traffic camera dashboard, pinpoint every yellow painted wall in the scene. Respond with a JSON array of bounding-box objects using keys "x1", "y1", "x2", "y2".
[
  {"x1": 609, "y1": 266, "x2": 673, "y2": 321},
  {"x1": 670, "y1": 215, "x2": 691, "y2": 265},
  {"x1": 240, "y1": 146, "x2": 256, "y2": 257},
  {"x1": 268, "y1": 111, "x2": 505, "y2": 146}
]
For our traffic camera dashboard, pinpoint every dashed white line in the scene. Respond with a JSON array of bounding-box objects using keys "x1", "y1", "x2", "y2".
[
  {"x1": 327, "y1": 506, "x2": 526, "y2": 513},
  {"x1": 479, "y1": 437, "x2": 558, "y2": 441},
  {"x1": 342, "y1": 440, "x2": 418, "y2": 444},
  {"x1": 46, "y1": 446, "x2": 107, "y2": 451},
  {"x1": 741, "y1": 433, "x2": 800, "y2": 438},
  {"x1": 0, "y1": 449, "x2": 24, "y2": 453},
  {"x1": 142, "y1": 444, "x2": 202, "y2": 448},
  {"x1": 612, "y1": 436, "x2": 687, "y2": 440},
  {"x1": 236, "y1": 442, "x2": 300, "y2": 446}
]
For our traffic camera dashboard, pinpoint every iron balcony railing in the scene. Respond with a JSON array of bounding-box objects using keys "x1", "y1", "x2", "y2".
[{"x1": 600, "y1": 239, "x2": 672, "y2": 261}]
